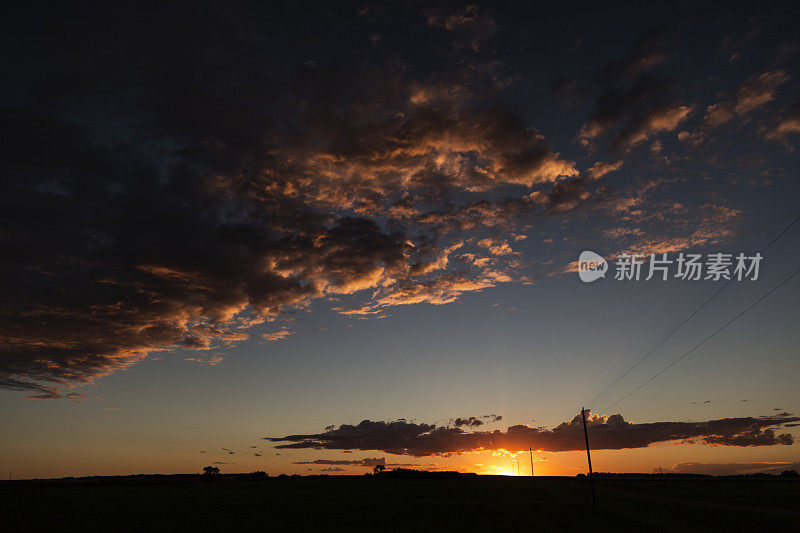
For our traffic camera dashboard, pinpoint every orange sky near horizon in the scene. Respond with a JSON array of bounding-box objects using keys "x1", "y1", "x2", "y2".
[{"x1": 4, "y1": 421, "x2": 799, "y2": 480}]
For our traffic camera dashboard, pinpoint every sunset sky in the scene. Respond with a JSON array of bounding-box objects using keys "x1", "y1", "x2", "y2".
[{"x1": 1, "y1": 1, "x2": 799, "y2": 479}]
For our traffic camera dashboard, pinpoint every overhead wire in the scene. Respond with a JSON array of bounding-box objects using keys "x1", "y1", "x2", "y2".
[
  {"x1": 601, "y1": 266, "x2": 800, "y2": 411},
  {"x1": 581, "y1": 212, "x2": 800, "y2": 411}
]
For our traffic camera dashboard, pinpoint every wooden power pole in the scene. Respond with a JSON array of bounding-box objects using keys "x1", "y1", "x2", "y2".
[
  {"x1": 529, "y1": 446, "x2": 534, "y2": 482},
  {"x1": 581, "y1": 408, "x2": 596, "y2": 505}
]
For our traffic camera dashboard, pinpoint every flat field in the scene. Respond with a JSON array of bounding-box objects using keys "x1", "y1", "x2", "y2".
[{"x1": 2, "y1": 475, "x2": 798, "y2": 531}]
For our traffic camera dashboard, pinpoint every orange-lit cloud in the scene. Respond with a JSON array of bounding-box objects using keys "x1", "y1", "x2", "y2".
[
  {"x1": 765, "y1": 100, "x2": 800, "y2": 143},
  {"x1": 2, "y1": 6, "x2": 780, "y2": 399},
  {"x1": 682, "y1": 70, "x2": 790, "y2": 145}
]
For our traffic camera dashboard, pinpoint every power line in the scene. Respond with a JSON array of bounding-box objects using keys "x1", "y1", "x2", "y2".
[
  {"x1": 759, "y1": 213, "x2": 800, "y2": 252},
  {"x1": 601, "y1": 266, "x2": 800, "y2": 412},
  {"x1": 582, "y1": 212, "x2": 800, "y2": 409},
  {"x1": 582, "y1": 281, "x2": 729, "y2": 409}
]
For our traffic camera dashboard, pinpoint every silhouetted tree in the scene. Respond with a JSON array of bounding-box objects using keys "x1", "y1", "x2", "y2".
[
  {"x1": 373, "y1": 464, "x2": 386, "y2": 475},
  {"x1": 203, "y1": 466, "x2": 221, "y2": 476},
  {"x1": 781, "y1": 469, "x2": 799, "y2": 478}
]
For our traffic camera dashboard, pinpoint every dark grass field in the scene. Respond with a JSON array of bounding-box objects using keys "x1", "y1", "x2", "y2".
[{"x1": 2, "y1": 475, "x2": 799, "y2": 532}]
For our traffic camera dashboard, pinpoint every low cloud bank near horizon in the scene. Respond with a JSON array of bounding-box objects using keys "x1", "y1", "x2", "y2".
[
  {"x1": 266, "y1": 412, "x2": 798, "y2": 456},
  {"x1": 293, "y1": 457, "x2": 417, "y2": 468},
  {"x1": 662, "y1": 461, "x2": 800, "y2": 476}
]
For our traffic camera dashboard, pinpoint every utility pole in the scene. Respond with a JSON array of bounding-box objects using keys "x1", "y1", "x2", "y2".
[
  {"x1": 529, "y1": 446, "x2": 534, "y2": 483},
  {"x1": 581, "y1": 408, "x2": 596, "y2": 505}
]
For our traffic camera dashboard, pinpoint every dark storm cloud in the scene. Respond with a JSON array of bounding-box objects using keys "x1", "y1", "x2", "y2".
[
  {"x1": 703, "y1": 429, "x2": 793, "y2": 446},
  {"x1": 551, "y1": 25, "x2": 672, "y2": 105},
  {"x1": 598, "y1": 26, "x2": 673, "y2": 80},
  {"x1": 453, "y1": 416, "x2": 483, "y2": 428},
  {"x1": 0, "y1": 105, "x2": 406, "y2": 392},
  {"x1": 551, "y1": 27, "x2": 692, "y2": 152},
  {"x1": 0, "y1": 2, "x2": 591, "y2": 395},
  {"x1": 2, "y1": 2, "x2": 796, "y2": 396},
  {"x1": 266, "y1": 412, "x2": 799, "y2": 456},
  {"x1": 578, "y1": 77, "x2": 692, "y2": 152},
  {"x1": 765, "y1": 99, "x2": 800, "y2": 142}
]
